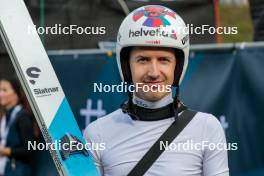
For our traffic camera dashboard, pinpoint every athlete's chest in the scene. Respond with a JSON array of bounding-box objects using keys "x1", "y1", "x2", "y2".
[{"x1": 100, "y1": 121, "x2": 204, "y2": 176}]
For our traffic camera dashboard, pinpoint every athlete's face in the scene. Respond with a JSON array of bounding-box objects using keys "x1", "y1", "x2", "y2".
[
  {"x1": 129, "y1": 46, "x2": 176, "y2": 102},
  {"x1": 0, "y1": 80, "x2": 19, "y2": 110}
]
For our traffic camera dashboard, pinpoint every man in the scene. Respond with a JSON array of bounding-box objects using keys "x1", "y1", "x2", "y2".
[{"x1": 84, "y1": 5, "x2": 229, "y2": 176}]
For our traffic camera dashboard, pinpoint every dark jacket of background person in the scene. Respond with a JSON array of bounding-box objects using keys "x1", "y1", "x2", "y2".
[{"x1": 3, "y1": 107, "x2": 34, "y2": 176}]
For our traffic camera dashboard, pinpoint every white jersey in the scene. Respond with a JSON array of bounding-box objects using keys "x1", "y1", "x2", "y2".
[{"x1": 84, "y1": 95, "x2": 229, "y2": 176}]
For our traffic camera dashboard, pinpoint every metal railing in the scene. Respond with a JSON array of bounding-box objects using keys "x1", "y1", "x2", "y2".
[{"x1": 47, "y1": 41, "x2": 264, "y2": 56}]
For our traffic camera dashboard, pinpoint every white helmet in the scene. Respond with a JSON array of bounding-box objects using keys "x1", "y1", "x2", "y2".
[{"x1": 116, "y1": 5, "x2": 189, "y2": 86}]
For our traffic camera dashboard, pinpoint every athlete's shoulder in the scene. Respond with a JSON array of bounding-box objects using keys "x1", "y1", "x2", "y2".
[
  {"x1": 197, "y1": 111, "x2": 222, "y2": 128},
  {"x1": 190, "y1": 110, "x2": 222, "y2": 130},
  {"x1": 83, "y1": 108, "x2": 130, "y2": 143},
  {"x1": 192, "y1": 111, "x2": 225, "y2": 140},
  {"x1": 85, "y1": 108, "x2": 128, "y2": 131},
  {"x1": 192, "y1": 111, "x2": 219, "y2": 123},
  {"x1": 96, "y1": 108, "x2": 128, "y2": 124}
]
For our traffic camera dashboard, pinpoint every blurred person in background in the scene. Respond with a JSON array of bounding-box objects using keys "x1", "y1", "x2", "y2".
[{"x1": 0, "y1": 77, "x2": 34, "y2": 176}]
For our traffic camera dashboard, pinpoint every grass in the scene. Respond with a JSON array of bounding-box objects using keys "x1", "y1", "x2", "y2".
[{"x1": 219, "y1": 5, "x2": 253, "y2": 43}]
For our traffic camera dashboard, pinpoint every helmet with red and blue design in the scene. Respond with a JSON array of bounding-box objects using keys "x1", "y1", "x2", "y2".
[{"x1": 116, "y1": 5, "x2": 190, "y2": 87}]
